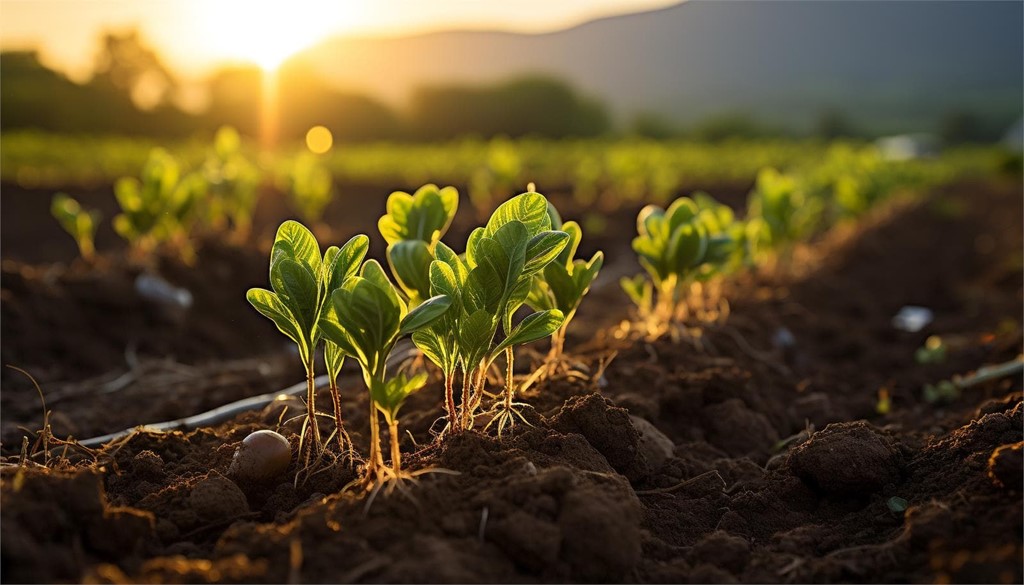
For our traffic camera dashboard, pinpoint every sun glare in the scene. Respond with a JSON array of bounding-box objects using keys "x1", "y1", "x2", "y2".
[{"x1": 199, "y1": 0, "x2": 346, "y2": 70}]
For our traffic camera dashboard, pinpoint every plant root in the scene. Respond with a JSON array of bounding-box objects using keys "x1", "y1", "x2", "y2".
[{"x1": 482, "y1": 401, "x2": 535, "y2": 438}]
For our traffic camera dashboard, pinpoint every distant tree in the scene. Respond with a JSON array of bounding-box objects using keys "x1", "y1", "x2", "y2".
[
  {"x1": 688, "y1": 113, "x2": 770, "y2": 142},
  {"x1": 205, "y1": 65, "x2": 263, "y2": 137},
  {"x1": 630, "y1": 111, "x2": 678, "y2": 139},
  {"x1": 939, "y1": 109, "x2": 986, "y2": 144},
  {"x1": 91, "y1": 30, "x2": 177, "y2": 110},
  {"x1": 410, "y1": 75, "x2": 611, "y2": 140},
  {"x1": 814, "y1": 108, "x2": 855, "y2": 140}
]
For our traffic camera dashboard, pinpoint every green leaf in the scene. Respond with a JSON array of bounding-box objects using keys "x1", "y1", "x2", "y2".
[
  {"x1": 665, "y1": 197, "x2": 699, "y2": 233},
  {"x1": 271, "y1": 220, "x2": 321, "y2": 279},
  {"x1": 378, "y1": 184, "x2": 459, "y2": 245},
  {"x1": 371, "y1": 372, "x2": 428, "y2": 420},
  {"x1": 484, "y1": 192, "x2": 551, "y2": 238},
  {"x1": 434, "y1": 240, "x2": 468, "y2": 284},
  {"x1": 557, "y1": 221, "x2": 582, "y2": 267},
  {"x1": 322, "y1": 234, "x2": 369, "y2": 295},
  {"x1": 270, "y1": 258, "x2": 320, "y2": 337},
  {"x1": 494, "y1": 310, "x2": 564, "y2": 355},
  {"x1": 387, "y1": 240, "x2": 433, "y2": 304},
  {"x1": 325, "y1": 341, "x2": 346, "y2": 382},
  {"x1": 621, "y1": 275, "x2": 653, "y2": 314},
  {"x1": 463, "y1": 263, "x2": 504, "y2": 315},
  {"x1": 318, "y1": 299, "x2": 363, "y2": 362},
  {"x1": 412, "y1": 328, "x2": 456, "y2": 374},
  {"x1": 458, "y1": 309, "x2": 497, "y2": 367},
  {"x1": 360, "y1": 259, "x2": 407, "y2": 321},
  {"x1": 247, "y1": 288, "x2": 309, "y2": 358},
  {"x1": 667, "y1": 222, "x2": 708, "y2": 271},
  {"x1": 523, "y1": 230, "x2": 569, "y2": 274},
  {"x1": 327, "y1": 277, "x2": 402, "y2": 369},
  {"x1": 399, "y1": 294, "x2": 451, "y2": 337}
]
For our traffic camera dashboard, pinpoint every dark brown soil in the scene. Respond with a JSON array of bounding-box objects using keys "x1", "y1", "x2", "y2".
[{"x1": 1, "y1": 179, "x2": 1021, "y2": 583}]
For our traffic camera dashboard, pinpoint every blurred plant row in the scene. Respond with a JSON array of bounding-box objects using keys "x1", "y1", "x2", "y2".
[
  {"x1": 43, "y1": 127, "x2": 1012, "y2": 265},
  {"x1": 619, "y1": 144, "x2": 982, "y2": 340}
]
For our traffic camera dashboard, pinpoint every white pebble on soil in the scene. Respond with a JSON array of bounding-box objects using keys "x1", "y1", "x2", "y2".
[{"x1": 228, "y1": 430, "x2": 292, "y2": 482}]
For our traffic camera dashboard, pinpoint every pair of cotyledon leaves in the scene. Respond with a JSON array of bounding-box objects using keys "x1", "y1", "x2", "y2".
[
  {"x1": 379, "y1": 184, "x2": 459, "y2": 306},
  {"x1": 630, "y1": 194, "x2": 740, "y2": 286}
]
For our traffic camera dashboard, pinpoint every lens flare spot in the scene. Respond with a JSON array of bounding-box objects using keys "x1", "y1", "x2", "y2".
[{"x1": 305, "y1": 126, "x2": 333, "y2": 154}]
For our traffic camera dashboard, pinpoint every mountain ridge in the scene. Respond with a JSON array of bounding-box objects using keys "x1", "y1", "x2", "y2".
[{"x1": 295, "y1": 1, "x2": 1023, "y2": 134}]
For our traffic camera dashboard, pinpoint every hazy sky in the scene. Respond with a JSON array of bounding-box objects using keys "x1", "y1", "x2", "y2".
[{"x1": 1, "y1": 0, "x2": 677, "y2": 78}]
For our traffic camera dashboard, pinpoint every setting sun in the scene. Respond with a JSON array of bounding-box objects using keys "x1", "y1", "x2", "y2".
[{"x1": 198, "y1": 0, "x2": 351, "y2": 70}]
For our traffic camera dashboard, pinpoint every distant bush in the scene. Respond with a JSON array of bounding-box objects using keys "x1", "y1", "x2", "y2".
[{"x1": 410, "y1": 75, "x2": 611, "y2": 140}]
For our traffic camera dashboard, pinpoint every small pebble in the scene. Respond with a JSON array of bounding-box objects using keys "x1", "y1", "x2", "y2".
[{"x1": 227, "y1": 430, "x2": 292, "y2": 483}]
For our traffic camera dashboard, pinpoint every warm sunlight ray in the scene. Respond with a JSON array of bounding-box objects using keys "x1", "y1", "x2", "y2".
[{"x1": 198, "y1": 0, "x2": 355, "y2": 70}]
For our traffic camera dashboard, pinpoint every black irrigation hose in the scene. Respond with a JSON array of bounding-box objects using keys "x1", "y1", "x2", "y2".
[{"x1": 78, "y1": 375, "x2": 329, "y2": 448}]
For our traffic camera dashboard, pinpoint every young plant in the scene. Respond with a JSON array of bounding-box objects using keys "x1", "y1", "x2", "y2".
[
  {"x1": 415, "y1": 192, "x2": 568, "y2": 435},
  {"x1": 287, "y1": 154, "x2": 333, "y2": 224},
  {"x1": 201, "y1": 126, "x2": 260, "y2": 236},
  {"x1": 246, "y1": 221, "x2": 368, "y2": 471},
  {"x1": 620, "y1": 195, "x2": 734, "y2": 339},
  {"x1": 746, "y1": 167, "x2": 822, "y2": 260},
  {"x1": 526, "y1": 210, "x2": 604, "y2": 371},
  {"x1": 51, "y1": 194, "x2": 101, "y2": 262},
  {"x1": 113, "y1": 148, "x2": 196, "y2": 258},
  {"x1": 379, "y1": 184, "x2": 459, "y2": 306},
  {"x1": 318, "y1": 260, "x2": 451, "y2": 482}
]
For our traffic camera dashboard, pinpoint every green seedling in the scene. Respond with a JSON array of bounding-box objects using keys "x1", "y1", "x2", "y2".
[
  {"x1": 915, "y1": 335, "x2": 947, "y2": 364},
  {"x1": 201, "y1": 126, "x2": 260, "y2": 236},
  {"x1": 318, "y1": 259, "x2": 451, "y2": 483},
  {"x1": 415, "y1": 192, "x2": 568, "y2": 436},
  {"x1": 51, "y1": 193, "x2": 101, "y2": 262},
  {"x1": 287, "y1": 154, "x2": 334, "y2": 224},
  {"x1": 379, "y1": 184, "x2": 459, "y2": 306},
  {"x1": 746, "y1": 167, "x2": 822, "y2": 259},
  {"x1": 113, "y1": 148, "x2": 197, "y2": 259},
  {"x1": 247, "y1": 221, "x2": 368, "y2": 473},
  {"x1": 526, "y1": 210, "x2": 604, "y2": 372},
  {"x1": 621, "y1": 195, "x2": 733, "y2": 339}
]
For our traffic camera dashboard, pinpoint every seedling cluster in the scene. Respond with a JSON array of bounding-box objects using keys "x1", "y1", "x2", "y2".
[{"x1": 247, "y1": 185, "x2": 602, "y2": 486}]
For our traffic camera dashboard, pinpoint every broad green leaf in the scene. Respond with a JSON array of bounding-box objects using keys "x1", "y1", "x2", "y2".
[
  {"x1": 399, "y1": 294, "x2": 451, "y2": 337},
  {"x1": 378, "y1": 184, "x2": 459, "y2": 245},
  {"x1": 458, "y1": 309, "x2": 497, "y2": 367},
  {"x1": 412, "y1": 328, "x2": 456, "y2": 374},
  {"x1": 545, "y1": 200, "x2": 563, "y2": 230},
  {"x1": 272, "y1": 220, "x2": 321, "y2": 279},
  {"x1": 322, "y1": 234, "x2": 369, "y2": 295},
  {"x1": 247, "y1": 288, "x2": 309, "y2": 358},
  {"x1": 636, "y1": 204, "x2": 664, "y2": 238},
  {"x1": 485, "y1": 192, "x2": 551, "y2": 237},
  {"x1": 318, "y1": 300, "x2": 363, "y2": 362},
  {"x1": 360, "y1": 259, "x2": 407, "y2": 321},
  {"x1": 387, "y1": 240, "x2": 433, "y2": 303},
  {"x1": 270, "y1": 258, "x2": 319, "y2": 336},
  {"x1": 463, "y1": 263, "x2": 504, "y2": 315},
  {"x1": 494, "y1": 310, "x2": 564, "y2": 355},
  {"x1": 668, "y1": 223, "x2": 708, "y2": 271},
  {"x1": 523, "y1": 230, "x2": 569, "y2": 274},
  {"x1": 434, "y1": 241, "x2": 468, "y2": 284},
  {"x1": 666, "y1": 197, "x2": 699, "y2": 233},
  {"x1": 371, "y1": 372, "x2": 428, "y2": 419}
]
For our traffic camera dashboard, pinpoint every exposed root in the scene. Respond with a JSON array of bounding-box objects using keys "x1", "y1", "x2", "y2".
[{"x1": 482, "y1": 401, "x2": 535, "y2": 438}]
